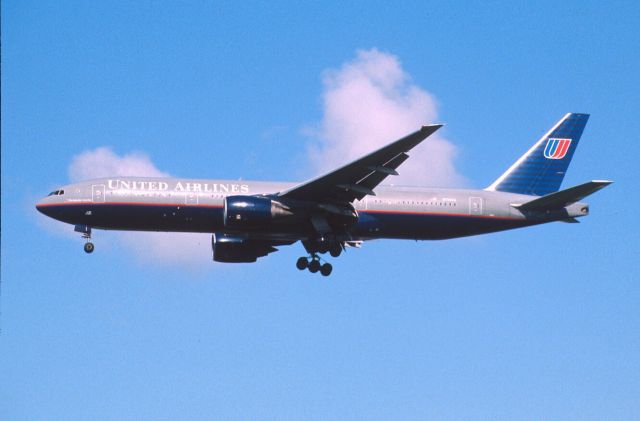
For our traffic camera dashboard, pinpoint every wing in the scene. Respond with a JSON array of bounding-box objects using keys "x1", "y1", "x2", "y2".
[{"x1": 278, "y1": 124, "x2": 442, "y2": 203}]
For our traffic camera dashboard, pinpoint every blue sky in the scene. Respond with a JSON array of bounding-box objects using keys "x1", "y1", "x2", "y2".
[{"x1": 2, "y1": 1, "x2": 639, "y2": 419}]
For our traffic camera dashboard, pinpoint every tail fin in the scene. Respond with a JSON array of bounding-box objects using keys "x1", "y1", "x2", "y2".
[{"x1": 486, "y1": 113, "x2": 589, "y2": 196}]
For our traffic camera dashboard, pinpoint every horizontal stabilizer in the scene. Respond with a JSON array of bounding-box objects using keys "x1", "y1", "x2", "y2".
[{"x1": 515, "y1": 180, "x2": 613, "y2": 211}]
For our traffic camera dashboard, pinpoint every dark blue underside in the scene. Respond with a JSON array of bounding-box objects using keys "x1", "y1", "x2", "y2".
[
  {"x1": 41, "y1": 204, "x2": 535, "y2": 240},
  {"x1": 354, "y1": 212, "x2": 532, "y2": 239}
]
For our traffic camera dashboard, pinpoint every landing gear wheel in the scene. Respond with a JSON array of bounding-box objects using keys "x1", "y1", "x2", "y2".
[
  {"x1": 329, "y1": 244, "x2": 342, "y2": 258},
  {"x1": 84, "y1": 242, "x2": 95, "y2": 254},
  {"x1": 320, "y1": 263, "x2": 333, "y2": 277},
  {"x1": 308, "y1": 259, "x2": 321, "y2": 273},
  {"x1": 296, "y1": 257, "x2": 309, "y2": 270}
]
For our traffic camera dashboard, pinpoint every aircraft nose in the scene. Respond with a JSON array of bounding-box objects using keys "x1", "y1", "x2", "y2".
[
  {"x1": 35, "y1": 198, "x2": 52, "y2": 216},
  {"x1": 35, "y1": 200, "x2": 45, "y2": 214}
]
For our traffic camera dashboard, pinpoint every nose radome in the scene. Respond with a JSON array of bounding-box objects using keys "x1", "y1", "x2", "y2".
[
  {"x1": 36, "y1": 198, "x2": 53, "y2": 216},
  {"x1": 36, "y1": 200, "x2": 46, "y2": 215}
]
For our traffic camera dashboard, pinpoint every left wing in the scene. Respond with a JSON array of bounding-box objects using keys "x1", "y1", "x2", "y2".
[{"x1": 278, "y1": 124, "x2": 442, "y2": 203}]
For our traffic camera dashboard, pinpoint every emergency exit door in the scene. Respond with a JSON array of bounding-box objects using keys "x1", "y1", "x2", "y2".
[
  {"x1": 469, "y1": 197, "x2": 483, "y2": 215},
  {"x1": 92, "y1": 184, "x2": 105, "y2": 203}
]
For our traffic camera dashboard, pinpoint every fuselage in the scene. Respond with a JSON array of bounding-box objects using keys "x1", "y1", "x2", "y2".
[{"x1": 36, "y1": 176, "x2": 588, "y2": 241}]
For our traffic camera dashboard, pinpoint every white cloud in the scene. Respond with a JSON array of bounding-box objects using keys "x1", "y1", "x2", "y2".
[
  {"x1": 67, "y1": 147, "x2": 211, "y2": 267},
  {"x1": 68, "y1": 147, "x2": 169, "y2": 181},
  {"x1": 117, "y1": 231, "x2": 212, "y2": 268},
  {"x1": 307, "y1": 48, "x2": 465, "y2": 187}
]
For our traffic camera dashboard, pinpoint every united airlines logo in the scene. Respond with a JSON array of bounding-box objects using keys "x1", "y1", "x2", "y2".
[{"x1": 543, "y1": 138, "x2": 572, "y2": 159}]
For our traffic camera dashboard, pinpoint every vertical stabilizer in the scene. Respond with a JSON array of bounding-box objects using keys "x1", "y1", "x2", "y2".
[{"x1": 486, "y1": 113, "x2": 589, "y2": 196}]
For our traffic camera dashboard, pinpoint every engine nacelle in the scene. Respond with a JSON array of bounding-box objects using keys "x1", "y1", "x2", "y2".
[
  {"x1": 223, "y1": 195, "x2": 291, "y2": 229},
  {"x1": 212, "y1": 233, "x2": 275, "y2": 263}
]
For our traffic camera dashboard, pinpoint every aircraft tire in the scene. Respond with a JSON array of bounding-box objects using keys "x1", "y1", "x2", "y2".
[
  {"x1": 296, "y1": 257, "x2": 309, "y2": 270},
  {"x1": 320, "y1": 263, "x2": 332, "y2": 277},
  {"x1": 84, "y1": 242, "x2": 95, "y2": 254},
  {"x1": 329, "y1": 245, "x2": 342, "y2": 258},
  {"x1": 308, "y1": 260, "x2": 320, "y2": 273}
]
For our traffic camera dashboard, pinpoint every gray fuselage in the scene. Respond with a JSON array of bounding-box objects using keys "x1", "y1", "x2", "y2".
[{"x1": 36, "y1": 177, "x2": 589, "y2": 242}]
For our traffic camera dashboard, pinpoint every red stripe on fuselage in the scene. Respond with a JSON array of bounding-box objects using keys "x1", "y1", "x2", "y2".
[
  {"x1": 361, "y1": 209, "x2": 518, "y2": 221},
  {"x1": 36, "y1": 201, "x2": 224, "y2": 208}
]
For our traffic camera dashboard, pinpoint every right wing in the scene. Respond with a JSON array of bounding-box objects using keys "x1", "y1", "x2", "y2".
[{"x1": 278, "y1": 124, "x2": 443, "y2": 203}]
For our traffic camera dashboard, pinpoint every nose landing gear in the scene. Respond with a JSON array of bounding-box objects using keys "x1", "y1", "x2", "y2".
[
  {"x1": 84, "y1": 242, "x2": 95, "y2": 253},
  {"x1": 75, "y1": 225, "x2": 94, "y2": 254}
]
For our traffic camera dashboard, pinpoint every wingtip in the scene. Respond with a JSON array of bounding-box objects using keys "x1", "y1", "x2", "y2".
[
  {"x1": 421, "y1": 123, "x2": 444, "y2": 132},
  {"x1": 565, "y1": 112, "x2": 590, "y2": 120}
]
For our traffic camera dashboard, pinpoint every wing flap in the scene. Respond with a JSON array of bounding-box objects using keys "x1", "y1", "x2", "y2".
[
  {"x1": 336, "y1": 183, "x2": 376, "y2": 197},
  {"x1": 367, "y1": 165, "x2": 399, "y2": 176},
  {"x1": 355, "y1": 152, "x2": 410, "y2": 198}
]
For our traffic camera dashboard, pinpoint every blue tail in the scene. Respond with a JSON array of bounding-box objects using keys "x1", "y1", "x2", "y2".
[{"x1": 486, "y1": 113, "x2": 589, "y2": 196}]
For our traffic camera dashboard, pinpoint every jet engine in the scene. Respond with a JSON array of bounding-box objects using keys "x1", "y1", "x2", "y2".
[
  {"x1": 212, "y1": 233, "x2": 276, "y2": 263},
  {"x1": 223, "y1": 195, "x2": 292, "y2": 229}
]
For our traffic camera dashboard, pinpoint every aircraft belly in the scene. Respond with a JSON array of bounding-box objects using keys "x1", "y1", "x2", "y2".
[
  {"x1": 45, "y1": 203, "x2": 227, "y2": 233},
  {"x1": 353, "y1": 211, "x2": 531, "y2": 240},
  {"x1": 45, "y1": 203, "x2": 311, "y2": 237}
]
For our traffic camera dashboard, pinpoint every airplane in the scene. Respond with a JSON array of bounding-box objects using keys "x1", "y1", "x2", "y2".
[{"x1": 36, "y1": 113, "x2": 611, "y2": 276}]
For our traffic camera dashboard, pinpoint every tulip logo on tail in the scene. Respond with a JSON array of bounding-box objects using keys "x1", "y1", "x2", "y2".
[{"x1": 544, "y1": 138, "x2": 572, "y2": 159}]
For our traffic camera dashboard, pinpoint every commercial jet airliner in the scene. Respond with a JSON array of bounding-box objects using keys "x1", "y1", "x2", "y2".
[{"x1": 37, "y1": 113, "x2": 611, "y2": 276}]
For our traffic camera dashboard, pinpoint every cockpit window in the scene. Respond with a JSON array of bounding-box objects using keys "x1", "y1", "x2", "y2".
[
  {"x1": 47, "y1": 190, "x2": 65, "y2": 196},
  {"x1": 59, "y1": 190, "x2": 65, "y2": 195}
]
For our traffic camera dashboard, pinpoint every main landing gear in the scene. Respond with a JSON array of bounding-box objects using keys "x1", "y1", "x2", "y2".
[
  {"x1": 297, "y1": 238, "x2": 345, "y2": 277},
  {"x1": 296, "y1": 254, "x2": 333, "y2": 277},
  {"x1": 75, "y1": 225, "x2": 94, "y2": 254}
]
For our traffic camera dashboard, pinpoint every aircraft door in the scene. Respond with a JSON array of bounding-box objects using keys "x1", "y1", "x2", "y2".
[
  {"x1": 185, "y1": 192, "x2": 198, "y2": 205},
  {"x1": 92, "y1": 184, "x2": 106, "y2": 203},
  {"x1": 469, "y1": 197, "x2": 483, "y2": 215}
]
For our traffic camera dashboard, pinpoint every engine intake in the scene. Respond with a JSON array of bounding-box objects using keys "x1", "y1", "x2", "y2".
[{"x1": 223, "y1": 195, "x2": 292, "y2": 229}]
